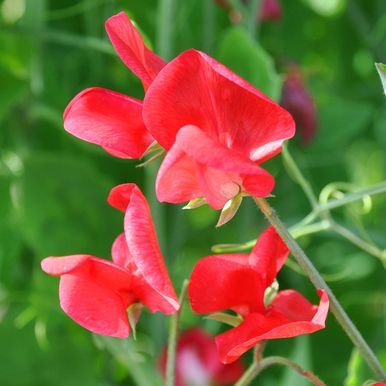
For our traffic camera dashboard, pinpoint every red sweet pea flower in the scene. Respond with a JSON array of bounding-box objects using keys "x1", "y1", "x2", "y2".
[
  {"x1": 143, "y1": 50, "x2": 295, "y2": 209},
  {"x1": 41, "y1": 184, "x2": 179, "y2": 337},
  {"x1": 63, "y1": 12, "x2": 166, "y2": 159},
  {"x1": 188, "y1": 227, "x2": 329, "y2": 363},
  {"x1": 159, "y1": 328, "x2": 244, "y2": 386}
]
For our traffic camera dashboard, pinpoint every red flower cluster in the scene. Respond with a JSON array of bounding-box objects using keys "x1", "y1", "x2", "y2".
[
  {"x1": 159, "y1": 328, "x2": 244, "y2": 386},
  {"x1": 64, "y1": 12, "x2": 295, "y2": 210},
  {"x1": 42, "y1": 11, "x2": 329, "y2": 377},
  {"x1": 41, "y1": 184, "x2": 179, "y2": 337},
  {"x1": 188, "y1": 227, "x2": 329, "y2": 363}
]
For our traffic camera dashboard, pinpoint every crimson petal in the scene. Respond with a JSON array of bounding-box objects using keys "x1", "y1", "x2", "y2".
[
  {"x1": 42, "y1": 255, "x2": 135, "y2": 338},
  {"x1": 143, "y1": 49, "x2": 295, "y2": 157},
  {"x1": 188, "y1": 255, "x2": 265, "y2": 316},
  {"x1": 156, "y1": 144, "x2": 202, "y2": 204},
  {"x1": 111, "y1": 184, "x2": 179, "y2": 313},
  {"x1": 64, "y1": 87, "x2": 152, "y2": 158},
  {"x1": 105, "y1": 12, "x2": 166, "y2": 90},
  {"x1": 216, "y1": 290, "x2": 329, "y2": 363},
  {"x1": 248, "y1": 226, "x2": 289, "y2": 287}
]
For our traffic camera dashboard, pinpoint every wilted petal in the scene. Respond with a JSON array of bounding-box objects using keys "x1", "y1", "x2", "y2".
[
  {"x1": 105, "y1": 12, "x2": 166, "y2": 90},
  {"x1": 216, "y1": 290, "x2": 329, "y2": 363},
  {"x1": 143, "y1": 49, "x2": 295, "y2": 158},
  {"x1": 64, "y1": 88, "x2": 153, "y2": 158},
  {"x1": 248, "y1": 227, "x2": 289, "y2": 287},
  {"x1": 188, "y1": 255, "x2": 265, "y2": 316},
  {"x1": 156, "y1": 144, "x2": 202, "y2": 204}
]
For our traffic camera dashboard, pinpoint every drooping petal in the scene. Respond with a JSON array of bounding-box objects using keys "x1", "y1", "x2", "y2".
[
  {"x1": 105, "y1": 12, "x2": 166, "y2": 90},
  {"x1": 216, "y1": 290, "x2": 329, "y2": 363},
  {"x1": 248, "y1": 226, "x2": 289, "y2": 287},
  {"x1": 113, "y1": 184, "x2": 180, "y2": 313},
  {"x1": 143, "y1": 49, "x2": 295, "y2": 159},
  {"x1": 42, "y1": 255, "x2": 136, "y2": 338},
  {"x1": 196, "y1": 164, "x2": 241, "y2": 210},
  {"x1": 156, "y1": 144, "x2": 202, "y2": 204},
  {"x1": 41, "y1": 254, "x2": 88, "y2": 275},
  {"x1": 108, "y1": 183, "x2": 137, "y2": 212},
  {"x1": 63, "y1": 88, "x2": 153, "y2": 158},
  {"x1": 188, "y1": 255, "x2": 265, "y2": 316},
  {"x1": 59, "y1": 273, "x2": 130, "y2": 338},
  {"x1": 241, "y1": 171, "x2": 275, "y2": 198}
]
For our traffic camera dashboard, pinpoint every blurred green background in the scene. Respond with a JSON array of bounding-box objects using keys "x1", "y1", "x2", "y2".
[{"x1": 0, "y1": 0, "x2": 385, "y2": 385}]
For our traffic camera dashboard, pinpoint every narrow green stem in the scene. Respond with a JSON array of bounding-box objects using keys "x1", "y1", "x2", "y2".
[
  {"x1": 166, "y1": 279, "x2": 189, "y2": 386},
  {"x1": 247, "y1": 0, "x2": 262, "y2": 37},
  {"x1": 331, "y1": 222, "x2": 386, "y2": 263},
  {"x1": 203, "y1": 0, "x2": 215, "y2": 54},
  {"x1": 157, "y1": 0, "x2": 175, "y2": 60},
  {"x1": 236, "y1": 355, "x2": 326, "y2": 386},
  {"x1": 253, "y1": 197, "x2": 386, "y2": 380},
  {"x1": 319, "y1": 181, "x2": 386, "y2": 212},
  {"x1": 282, "y1": 144, "x2": 319, "y2": 211}
]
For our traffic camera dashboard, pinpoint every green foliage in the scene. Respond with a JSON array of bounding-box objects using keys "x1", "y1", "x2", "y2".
[{"x1": 217, "y1": 27, "x2": 282, "y2": 101}]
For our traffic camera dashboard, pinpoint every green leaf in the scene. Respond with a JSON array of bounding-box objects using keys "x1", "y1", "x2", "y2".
[
  {"x1": 375, "y1": 63, "x2": 386, "y2": 97},
  {"x1": 14, "y1": 153, "x2": 121, "y2": 258},
  {"x1": 217, "y1": 27, "x2": 282, "y2": 101}
]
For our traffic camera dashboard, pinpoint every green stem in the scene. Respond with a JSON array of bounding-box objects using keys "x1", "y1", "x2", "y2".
[
  {"x1": 331, "y1": 222, "x2": 386, "y2": 263},
  {"x1": 247, "y1": 0, "x2": 262, "y2": 38},
  {"x1": 157, "y1": 0, "x2": 176, "y2": 60},
  {"x1": 253, "y1": 197, "x2": 386, "y2": 380},
  {"x1": 165, "y1": 279, "x2": 189, "y2": 386},
  {"x1": 282, "y1": 144, "x2": 319, "y2": 211},
  {"x1": 236, "y1": 355, "x2": 326, "y2": 386},
  {"x1": 319, "y1": 181, "x2": 386, "y2": 212},
  {"x1": 203, "y1": 0, "x2": 215, "y2": 54}
]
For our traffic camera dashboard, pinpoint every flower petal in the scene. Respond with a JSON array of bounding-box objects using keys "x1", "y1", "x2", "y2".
[
  {"x1": 143, "y1": 49, "x2": 295, "y2": 158},
  {"x1": 107, "y1": 183, "x2": 137, "y2": 212},
  {"x1": 176, "y1": 125, "x2": 263, "y2": 174},
  {"x1": 105, "y1": 12, "x2": 166, "y2": 90},
  {"x1": 41, "y1": 254, "x2": 88, "y2": 275},
  {"x1": 248, "y1": 226, "x2": 289, "y2": 287},
  {"x1": 59, "y1": 273, "x2": 130, "y2": 338},
  {"x1": 111, "y1": 233, "x2": 134, "y2": 269},
  {"x1": 188, "y1": 255, "x2": 265, "y2": 316},
  {"x1": 241, "y1": 171, "x2": 275, "y2": 198},
  {"x1": 121, "y1": 184, "x2": 179, "y2": 313},
  {"x1": 216, "y1": 290, "x2": 329, "y2": 363},
  {"x1": 64, "y1": 87, "x2": 153, "y2": 158},
  {"x1": 43, "y1": 255, "x2": 136, "y2": 338},
  {"x1": 156, "y1": 144, "x2": 201, "y2": 204}
]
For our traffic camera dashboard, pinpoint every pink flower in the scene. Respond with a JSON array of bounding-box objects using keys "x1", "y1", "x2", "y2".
[
  {"x1": 159, "y1": 328, "x2": 245, "y2": 386},
  {"x1": 188, "y1": 227, "x2": 329, "y2": 363},
  {"x1": 281, "y1": 64, "x2": 318, "y2": 144},
  {"x1": 41, "y1": 184, "x2": 179, "y2": 337}
]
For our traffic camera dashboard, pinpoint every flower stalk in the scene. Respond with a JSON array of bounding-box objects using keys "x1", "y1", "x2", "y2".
[
  {"x1": 253, "y1": 197, "x2": 386, "y2": 380},
  {"x1": 165, "y1": 279, "x2": 189, "y2": 386},
  {"x1": 235, "y1": 355, "x2": 327, "y2": 386}
]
